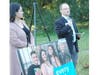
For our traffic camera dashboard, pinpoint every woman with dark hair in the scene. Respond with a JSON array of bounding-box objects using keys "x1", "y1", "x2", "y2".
[
  {"x1": 10, "y1": 3, "x2": 34, "y2": 75},
  {"x1": 39, "y1": 50, "x2": 53, "y2": 75},
  {"x1": 47, "y1": 45, "x2": 61, "y2": 67}
]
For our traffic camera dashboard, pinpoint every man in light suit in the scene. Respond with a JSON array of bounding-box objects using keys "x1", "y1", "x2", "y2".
[{"x1": 55, "y1": 3, "x2": 80, "y2": 67}]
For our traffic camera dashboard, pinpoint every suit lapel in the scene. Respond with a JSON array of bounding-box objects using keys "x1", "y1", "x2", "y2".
[{"x1": 61, "y1": 17, "x2": 68, "y2": 23}]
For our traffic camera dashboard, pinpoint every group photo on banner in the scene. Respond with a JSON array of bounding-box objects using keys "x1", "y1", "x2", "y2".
[{"x1": 18, "y1": 38, "x2": 77, "y2": 75}]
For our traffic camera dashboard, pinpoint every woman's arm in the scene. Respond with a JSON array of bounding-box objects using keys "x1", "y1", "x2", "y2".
[
  {"x1": 10, "y1": 28, "x2": 27, "y2": 48},
  {"x1": 41, "y1": 64, "x2": 48, "y2": 75},
  {"x1": 55, "y1": 56, "x2": 61, "y2": 66}
]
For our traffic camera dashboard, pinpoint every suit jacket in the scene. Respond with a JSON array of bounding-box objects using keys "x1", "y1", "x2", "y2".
[
  {"x1": 10, "y1": 22, "x2": 34, "y2": 75},
  {"x1": 55, "y1": 17, "x2": 79, "y2": 54}
]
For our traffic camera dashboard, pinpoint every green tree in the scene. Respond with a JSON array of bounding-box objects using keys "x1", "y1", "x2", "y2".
[{"x1": 10, "y1": 0, "x2": 89, "y2": 32}]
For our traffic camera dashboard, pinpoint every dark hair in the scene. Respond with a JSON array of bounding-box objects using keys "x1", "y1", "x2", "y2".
[
  {"x1": 10, "y1": 3, "x2": 21, "y2": 22},
  {"x1": 48, "y1": 45, "x2": 57, "y2": 56},
  {"x1": 30, "y1": 51, "x2": 36, "y2": 56},
  {"x1": 47, "y1": 45, "x2": 57, "y2": 65},
  {"x1": 39, "y1": 49, "x2": 47, "y2": 64}
]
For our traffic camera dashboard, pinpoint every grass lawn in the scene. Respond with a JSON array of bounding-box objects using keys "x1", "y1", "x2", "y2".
[
  {"x1": 77, "y1": 28, "x2": 89, "y2": 75},
  {"x1": 35, "y1": 27, "x2": 89, "y2": 75}
]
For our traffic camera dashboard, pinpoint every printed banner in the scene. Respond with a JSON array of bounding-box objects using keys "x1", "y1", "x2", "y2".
[
  {"x1": 17, "y1": 38, "x2": 77, "y2": 75},
  {"x1": 54, "y1": 61, "x2": 76, "y2": 75}
]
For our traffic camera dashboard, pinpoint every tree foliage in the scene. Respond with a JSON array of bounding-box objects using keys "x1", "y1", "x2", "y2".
[{"x1": 10, "y1": 0, "x2": 89, "y2": 32}]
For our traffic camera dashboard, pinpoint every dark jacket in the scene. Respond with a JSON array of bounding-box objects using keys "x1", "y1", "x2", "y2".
[
  {"x1": 55, "y1": 17, "x2": 79, "y2": 54},
  {"x1": 28, "y1": 64, "x2": 40, "y2": 75}
]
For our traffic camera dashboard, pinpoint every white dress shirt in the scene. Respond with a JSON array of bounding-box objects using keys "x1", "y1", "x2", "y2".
[{"x1": 62, "y1": 15, "x2": 76, "y2": 42}]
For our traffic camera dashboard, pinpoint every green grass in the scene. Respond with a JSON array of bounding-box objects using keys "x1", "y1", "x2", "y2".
[
  {"x1": 77, "y1": 50, "x2": 89, "y2": 75},
  {"x1": 36, "y1": 28, "x2": 89, "y2": 50},
  {"x1": 76, "y1": 28, "x2": 89, "y2": 75},
  {"x1": 35, "y1": 28, "x2": 89, "y2": 75},
  {"x1": 78, "y1": 28, "x2": 89, "y2": 50}
]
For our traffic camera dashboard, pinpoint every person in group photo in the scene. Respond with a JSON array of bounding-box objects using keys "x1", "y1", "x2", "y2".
[
  {"x1": 28, "y1": 51, "x2": 41, "y2": 75},
  {"x1": 47, "y1": 44, "x2": 61, "y2": 68},
  {"x1": 10, "y1": 2, "x2": 34, "y2": 75},
  {"x1": 39, "y1": 50, "x2": 53, "y2": 75},
  {"x1": 55, "y1": 3, "x2": 80, "y2": 67},
  {"x1": 57, "y1": 40, "x2": 72, "y2": 65}
]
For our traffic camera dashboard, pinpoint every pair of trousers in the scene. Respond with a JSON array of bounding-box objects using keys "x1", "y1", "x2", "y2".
[{"x1": 71, "y1": 45, "x2": 78, "y2": 68}]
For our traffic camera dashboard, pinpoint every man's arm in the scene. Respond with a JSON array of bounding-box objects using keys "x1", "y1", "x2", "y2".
[{"x1": 55, "y1": 21, "x2": 72, "y2": 36}]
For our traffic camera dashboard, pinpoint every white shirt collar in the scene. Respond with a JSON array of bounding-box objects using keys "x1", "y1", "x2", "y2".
[{"x1": 62, "y1": 15, "x2": 70, "y2": 20}]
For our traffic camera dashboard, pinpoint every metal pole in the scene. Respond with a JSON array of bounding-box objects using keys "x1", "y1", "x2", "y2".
[
  {"x1": 36, "y1": 3, "x2": 51, "y2": 42},
  {"x1": 33, "y1": 2, "x2": 37, "y2": 46}
]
